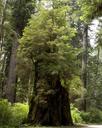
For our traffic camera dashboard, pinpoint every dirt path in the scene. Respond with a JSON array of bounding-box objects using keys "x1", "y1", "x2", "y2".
[{"x1": 84, "y1": 125, "x2": 102, "y2": 128}]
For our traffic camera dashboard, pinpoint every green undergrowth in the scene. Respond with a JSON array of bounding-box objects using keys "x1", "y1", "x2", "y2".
[
  {"x1": 0, "y1": 99, "x2": 29, "y2": 127},
  {"x1": 0, "y1": 126, "x2": 14, "y2": 128},
  {"x1": 71, "y1": 104, "x2": 83, "y2": 123},
  {"x1": 0, "y1": 99, "x2": 102, "y2": 127},
  {"x1": 0, "y1": 99, "x2": 84, "y2": 128},
  {"x1": 80, "y1": 108, "x2": 102, "y2": 124},
  {"x1": 71, "y1": 104, "x2": 102, "y2": 124}
]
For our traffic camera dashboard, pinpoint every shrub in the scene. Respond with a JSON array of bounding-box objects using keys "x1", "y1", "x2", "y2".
[
  {"x1": 80, "y1": 111, "x2": 90, "y2": 123},
  {"x1": 90, "y1": 108, "x2": 102, "y2": 123},
  {"x1": 0, "y1": 99, "x2": 29, "y2": 127},
  {"x1": 11, "y1": 103, "x2": 29, "y2": 127},
  {"x1": 81, "y1": 108, "x2": 102, "y2": 123},
  {"x1": 0, "y1": 99, "x2": 12, "y2": 125},
  {"x1": 71, "y1": 104, "x2": 83, "y2": 123}
]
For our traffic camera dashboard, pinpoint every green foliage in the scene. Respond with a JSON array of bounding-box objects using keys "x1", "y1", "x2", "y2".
[
  {"x1": 19, "y1": 6, "x2": 78, "y2": 80},
  {"x1": 86, "y1": 48, "x2": 102, "y2": 110},
  {"x1": 71, "y1": 105, "x2": 102, "y2": 124},
  {"x1": 78, "y1": 0, "x2": 102, "y2": 22},
  {"x1": 81, "y1": 108, "x2": 102, "y2": 123},
  {"x1": 12, "y1": 0, "x2": 35, "y2": 34},
  {"x1": 69, "y1": 76, "x2": 85, "y2": 97},
  {"x1": 71, "y1": 104, "x2": 83, "y2": 123},
  {"x1": 0, "y1": 99, "x2": 12, "y2": 125},
  {"x1": 0, "y1": 99, "x2": 29, "y2": 127},
  {"x1": 80, "y1": 111, "x2": 90, "y2": 123},
  {"x1": 11, "y1": 103, "x2": 29, "y2": 127},
  {"x1": 89, "y1": 108, "x2": 102, "y2": 123},
  {"x1": 78, "y1": 0, "x2": 93, "y2": 22}
]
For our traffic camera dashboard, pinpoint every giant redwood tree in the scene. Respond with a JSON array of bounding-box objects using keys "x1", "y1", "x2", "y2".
[{"x1": 19, "y1": 2, "x2": 78, "y2": 125}]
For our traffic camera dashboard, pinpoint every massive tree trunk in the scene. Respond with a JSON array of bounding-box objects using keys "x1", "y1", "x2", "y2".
[
  {"x1": 28, "y1": 74, "x2": 73, "y2": 126},
  {"x1": 5, "y1": 32, "x2": 18, "y2": 103}
]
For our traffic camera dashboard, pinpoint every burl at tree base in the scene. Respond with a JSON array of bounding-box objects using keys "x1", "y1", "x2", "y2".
[{"x1": 27, "y1": 75, "x2": 73, "y2": 126}]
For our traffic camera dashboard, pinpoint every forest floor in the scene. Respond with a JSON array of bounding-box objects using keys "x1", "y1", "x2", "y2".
[
  {"x1": 83, "y1": 125, "x2": 102, "y2": 128},
  {"x1": 21, "y1": 125, "x2": 102, "y2": 128},
  {"x1": 1, "y1": 125, "x2": 102, "y2": 128}
]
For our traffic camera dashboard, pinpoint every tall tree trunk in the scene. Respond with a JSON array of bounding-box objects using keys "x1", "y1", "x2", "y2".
[
  {"x1": 5, "y1": 32, "x2": 18, "y2": 103},
  {"x1": 0, "y1": 53, "x2": 6, "y2": 98},
  {"x1": 0, "y1": 0, "x2": 7, "y2": 97},
  {"x1": 28, "y1": 74, "x2": 73, "y2": 126},
  {"x1": 81, "y1": 25, "x2": 88, "y2": 112},
  {"x1": 0, "y1": 0, "x2": 7, "y2": 50}
]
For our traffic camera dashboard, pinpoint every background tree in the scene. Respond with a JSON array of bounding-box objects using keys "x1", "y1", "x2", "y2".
[{"x1": 4, "y1": 0, "x2": 35, "y2": 103}]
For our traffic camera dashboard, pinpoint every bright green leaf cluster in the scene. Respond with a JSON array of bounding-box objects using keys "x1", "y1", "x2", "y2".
[{"x1": 19, "y1": 7, "x2": 78, "y2": 77}]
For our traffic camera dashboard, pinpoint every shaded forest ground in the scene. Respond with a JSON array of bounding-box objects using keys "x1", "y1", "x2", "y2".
[
  {"x1": 21, "y1": 125, "x2": 102, "y2": 128},
  {"x1": 1, "y1": 125, "x2": 102, "y2": 128}
]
